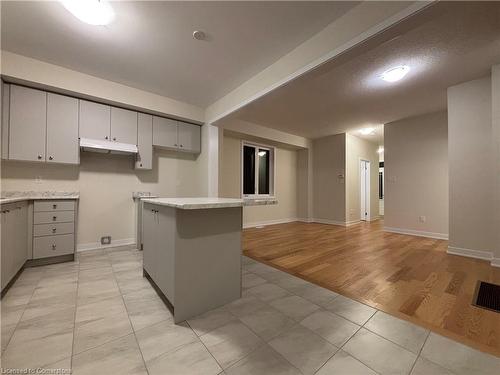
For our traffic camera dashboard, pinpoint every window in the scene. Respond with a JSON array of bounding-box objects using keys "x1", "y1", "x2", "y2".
[{"x1": 242, "y1": 142, "x2": 274, "y2": 197}]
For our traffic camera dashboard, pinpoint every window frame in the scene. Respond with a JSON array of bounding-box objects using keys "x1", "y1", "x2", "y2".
[{"x1": 241, "y1": 141, "x2": 276, "y2": 199}]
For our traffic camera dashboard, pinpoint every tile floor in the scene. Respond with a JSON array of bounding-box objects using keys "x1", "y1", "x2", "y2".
[{"x1": 1, "y1": 246, "x2": 499, "y2": 374}]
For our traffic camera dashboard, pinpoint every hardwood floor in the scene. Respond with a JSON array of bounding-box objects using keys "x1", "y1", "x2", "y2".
[{"x1": 243, "y1": 220, "x2": 500, "y2": 356}]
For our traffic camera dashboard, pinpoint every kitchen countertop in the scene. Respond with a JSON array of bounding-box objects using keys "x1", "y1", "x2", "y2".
[
  {"x1": 142, "y1": 197, "x2": 279, "y2": 210},
  {"x1": 0, "y1": 191, "x2": 80, "y2": 205}
]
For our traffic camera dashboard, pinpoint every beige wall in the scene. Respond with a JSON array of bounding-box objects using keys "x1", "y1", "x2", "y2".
[
  {"x1": 312, "y1": 134, "x2": 346, "y2": 223},
  {"x1": 493, "y1": 66, "x2": 500, "y2": 263},
  {"x1": 219, "y1": 133, "x2": 299, "y2": 227},
  {"x1": 448, "y1": 77, "x2": 495, "y2": 256},
  {"x1": 1, "y1": 151, "x2": 204, "y2": 249},
  {"x1": 384, "y1": 111, "x2": 448, "y2": 238},
  {"x1": 345, "y1": 134, "x2": 379, "y2": 223}
]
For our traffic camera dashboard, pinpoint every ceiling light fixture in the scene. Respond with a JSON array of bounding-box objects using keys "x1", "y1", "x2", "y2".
[
  {"x1": 192, "y1": 30, "x2": 206, "y2": 41},
  {"x1": 359, "y1": 127, "x2": 375, "y2": 135},
  {"x1": 377, "y1": 146, "x2": 384, "y2": 154},
  {"x1": 381, "y1": 65, "x2": 410, "y2": 83},
  {"x1": 60, "y1": 0, "x2": 115, "y2": 26}
]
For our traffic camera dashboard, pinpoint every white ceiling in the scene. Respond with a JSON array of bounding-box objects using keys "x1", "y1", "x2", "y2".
[
  {"x1": 227, "y1": 1, "x2": 500, "y2": 139},
  {"x1": 1, "y1": 1, "x2": 358, "y2": 107}
]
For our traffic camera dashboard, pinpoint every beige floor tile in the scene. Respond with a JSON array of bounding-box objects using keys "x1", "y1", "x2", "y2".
[
  {"x1": 125, "y1": 295, "x2": 173, "y2": 331},
  {"x1": 247, "y1": 283, "x2": 292, "y2": 302},
  {"x1": 72, "y1": 334, "x2": 147, "y2": 375},
  {"x1": 30, "y1": 282, "x2": 78, "y2": 302},
  {"x1": 325, "y1": 295, "x2": 376, "y2": 325},
  {"x1": 1, "y1": 323, "x2": 17, "y2": 352},
  {"x1": 187, "y1": 306, "x2": 237, "y2": 336},
  {"x1": 269, "y1": 295, "x2": 320, "y2": 321},
  {"x1": 365, "y1": 311, "x2": 429, "y2": 354},
  {"x1": 225, "y1": 344, "x2": 301, "y2": 375},
  {"x1": 420, "y1": 333, "x2": 500, "y2": 375},
  {"x1": 238, "y1": 304, "x2": 296, "y2": 341},
  {"x1": 316, "y1": 350, "x2": 377, "y2": 375},
  {"x1": 292, "y1": 283, "x2": 339, "y2": 307},
  {"x1": 75, "y1": 296, "x2": 127, "y2": 323},
  {"x1": 224, "y1": 295, "x2": 268, "y2": 318},
  {"x1": 245, "y1": 263, "x2": 283, "y2": 281},
  {"x1": 343, "y1": 328, "x2": 417, "y2": 375},
  {"x1": 268, "y1": 324, "x2": 337, "y2": 375},
  {"x1": 2, "y1": 284, "x2": 36, "y2": 307},
  {"x1": 73, "y1": 310, "x2": 133, "y2": 354},
  {"x1": 146, "y1": 340, "x2": 221, "y2": 375},
  {"x1": 14, "y1": 307, "x2": 75, "y2": 341},
  {"x1": 116, "y1": 277, "x2": 153, "y2": 295},
  {"x1": 78, "y1": 265, "x2": 114, "y2": 282},
  {"x1": 135, "y1": 320, "x2": 198, "y2": 362},
  {"x1": 411, "y1": 357, "x2": 456, "y2": 375},
  {"x1": 242, "y1": 273, "x2": 267, "y2": 289},
  {"x1": 114, "y1": 267, "x2": 144, "y2": 282},
  {"x1": 300, "y1": 310, "x2": 360, "y2": 347},
  {"x1": 273, "y1": 273, "x2": 311, "y2": 292},
  {"x1": 22, "y1": 291, "x2": 77, "y2": 321},
  {"x1": 242, "y1": 256, "x2": 257, "y2": 265},
  {"x1": 200, "y1": 321, "x2": 264, "y2": 369}
]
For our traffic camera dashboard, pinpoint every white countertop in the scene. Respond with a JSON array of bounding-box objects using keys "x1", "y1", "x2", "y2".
[
  {"x1": 142, "y1": 197, "x2": 244, "y2": 209},
  {"x1": 0, "y1": 191, "x2": 80, "y2": 205}
]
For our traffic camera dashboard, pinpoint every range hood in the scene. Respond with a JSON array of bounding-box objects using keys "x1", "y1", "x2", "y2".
[{"x1": 80, "y1": 138, "x2": 138, "y2": 155}]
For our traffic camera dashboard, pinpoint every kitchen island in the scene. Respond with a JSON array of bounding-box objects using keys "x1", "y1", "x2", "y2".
[{"x1": 141, "y1": 197, "x2": 246, "y2": 323}]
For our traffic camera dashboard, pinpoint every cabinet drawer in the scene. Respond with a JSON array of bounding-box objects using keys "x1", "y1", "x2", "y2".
[
  {"x1": 34, "y1": 222, "x2": 74, "y2": 237},
  {"x1": 34, "y1": 200, "x2": 75, "y2": 212},
  {"x1": 33, "y1": 234, "x2": 74, "y2": 259},
  {"x1": 34, "y1": 211, "x2": 74, "y2": 224}
]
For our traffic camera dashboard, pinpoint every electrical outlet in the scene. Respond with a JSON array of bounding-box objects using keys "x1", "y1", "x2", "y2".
[
  {"x1": 419, "y1": 216, "x2": 426, "y2": 223},
  {"x1": 101, "y1": 236, "x2": 111, "y2": 245}
]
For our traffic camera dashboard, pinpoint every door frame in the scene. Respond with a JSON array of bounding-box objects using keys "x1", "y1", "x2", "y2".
[{"x1": 360, "y1": 159, "x2": 370, "y2": 221}]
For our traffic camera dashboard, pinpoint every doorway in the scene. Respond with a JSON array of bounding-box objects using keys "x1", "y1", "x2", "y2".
[{"x1": 360, "y1": 159, "x2": 370, "y2": 221}]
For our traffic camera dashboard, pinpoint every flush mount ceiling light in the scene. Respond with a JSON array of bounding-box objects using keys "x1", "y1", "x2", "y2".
[
  {"x1": 60, "y1": 0, "x2": 115, "y2": 26},
  {"x1": 381, "y1": 65, "x2": 410, "y2": 83},
  {"x1": 359, "y1": 127, "x2": 375, "y2": 135}
]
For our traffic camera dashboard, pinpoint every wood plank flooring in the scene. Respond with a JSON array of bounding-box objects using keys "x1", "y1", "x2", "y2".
[{"x1": 243, "y1": 220, "x2": 500, "y2": 356}]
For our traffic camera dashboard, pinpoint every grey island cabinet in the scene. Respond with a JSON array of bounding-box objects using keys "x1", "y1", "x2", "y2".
[{"x1": 141, "y1": 197, "x2": 244, "y2": 323}]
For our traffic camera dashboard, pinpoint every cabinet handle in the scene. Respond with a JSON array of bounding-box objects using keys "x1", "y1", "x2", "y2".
[
  {"x1": 52, "y1": 228, "x2": 57, "y2": 233},
  {"x1": 113, "y1": 137, "x2": 116, "y2": 141},
  {"x1": 53, "y1": 204, "x2": 57, "y2": 209},
  {"x1": 180, "y1": 144, "x2": 183, "y2": 148},
  {"x1": 174, "y1": 143, "x2": 178, "y2": 147},
  {"x1": 49, "y1": 156, "x2": 53, "y2": 160},
  {"x1": 37, "y1": 155, "x2": 42, "y2": 160},
  {"x1": 105, "y1": 136, "x2": 109, "y2": 140},
  {"x1": 52, "y1": 244, "x2": 56, "y2": 250},
  {"x1": 52, "y1": 216, "x2": 57, "y2": 221}
]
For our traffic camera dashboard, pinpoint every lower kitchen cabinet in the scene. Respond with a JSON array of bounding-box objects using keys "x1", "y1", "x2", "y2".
[{"x1": 1, "y1": 201, "x2": 28, "y2": 291}]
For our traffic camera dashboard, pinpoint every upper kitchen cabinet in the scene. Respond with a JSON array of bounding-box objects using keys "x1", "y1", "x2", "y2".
[
  {"x1": 9, "y1": 85, "x2": 47, "y2": 162},
  {"x1": 136, "y1": 113, "x2": 153, "y2": 170},
  {"x1": 153, "y1": 116, "x2": 178, "y2": 149},
  {"x1": 153, "y1": 116, "x2": 201, "y2": 153},
  {"x1": 178, "y1": 122, "x2": 201, "y2": 153},
  {"x1": 111, "y1": 107, "x2": 137, "y2": 144},
  {"x1": 79, "y1": 100, "x2": 110, "y2": 140},
  {"x1": 47, "y1": 93, "x2": 79, "y2": 164}
]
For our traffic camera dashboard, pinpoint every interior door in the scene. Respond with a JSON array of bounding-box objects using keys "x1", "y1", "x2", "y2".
[{"x1": 360, "y1": 160, "x2": 370, "y2": 221}]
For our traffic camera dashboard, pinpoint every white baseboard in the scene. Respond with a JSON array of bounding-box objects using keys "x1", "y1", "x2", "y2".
[
  {"x1": 447, "y1": 246, "x2": 493, "y2": 262},
  {"x1": 384, "y1": 227, "x2": 448, "y2": 240},
  {"x1": 491, "y1": 258, "x2": 500, "y2": 268},
  {"x1": 77, "y1": 238, "x2": 136, "y2": 252},
  {"x1": 243, "y1": 218, "x2": 298, "y2": 229}
]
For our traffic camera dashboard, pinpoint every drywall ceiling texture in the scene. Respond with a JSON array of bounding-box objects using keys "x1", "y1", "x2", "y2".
[
  {"x1": 345, "y1": 134, "x2": 379, "y2": 224},
  {"x1": 1, "y1": 1, "x2": 356, "y2": 107},
  {"x1": 448, "y1": 77, "x2": 495, "y2": 258},
  {"x1": 232, "y1": 1, "x2": 500, "y2": 139},
  {"x1": 384, "y1": 111, "x2": 448, "y2": 238}
]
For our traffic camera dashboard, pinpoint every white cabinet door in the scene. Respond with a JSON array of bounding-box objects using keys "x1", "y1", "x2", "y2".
[
  {"x1": 136, "y1": 113, "x2": 153, "y2": 170},
  {"x1": 11, "y1": 202, "x2": 27, "y2": 275},
  {"x1": 79, "y1": 100, "x2": 110, "y2": 140},
  {"x1": 177, "y1": 122, "x2": 201, "y2": 153},
  {"x1": 1, "y1": 208, "x2": 12, "y2": 290},
  {"x1": 110, "y1": 107, "x2": 137, "y2": 144},
  {"x1": 153, "y1": 116, "x2": 178, "y2": 149},
  {"x1": 1, "y1": 83, "x2": 10, "y2": 160},
  {"x1": 47, "y1": 93, "x2": 79, "y2": 164},
  {"x1": 9, "y1": 85, "x2": 47, "y2": 162}
]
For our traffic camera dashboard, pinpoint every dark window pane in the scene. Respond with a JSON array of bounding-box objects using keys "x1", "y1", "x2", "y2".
[
  {"x1": 243, "y1": 146, "x2": 255, "y2": 195},
  {"x1": 258, "y1": 149, "x2": 270, "y2": 194}
]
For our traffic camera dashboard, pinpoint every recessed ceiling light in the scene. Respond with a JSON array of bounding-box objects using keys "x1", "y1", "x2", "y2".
[
  {"x1": 193, "y1": 30, "x2": 206, "y2": 41},
  {"x1": 381, "y1": 65, "x2": 410, "y2": 82},
  {"x1": 60, "y1": 0, "x2": 115, "y2": 26},
  {"x1": 359, "y1": 127, "x2": 375, "y2": 135}
]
